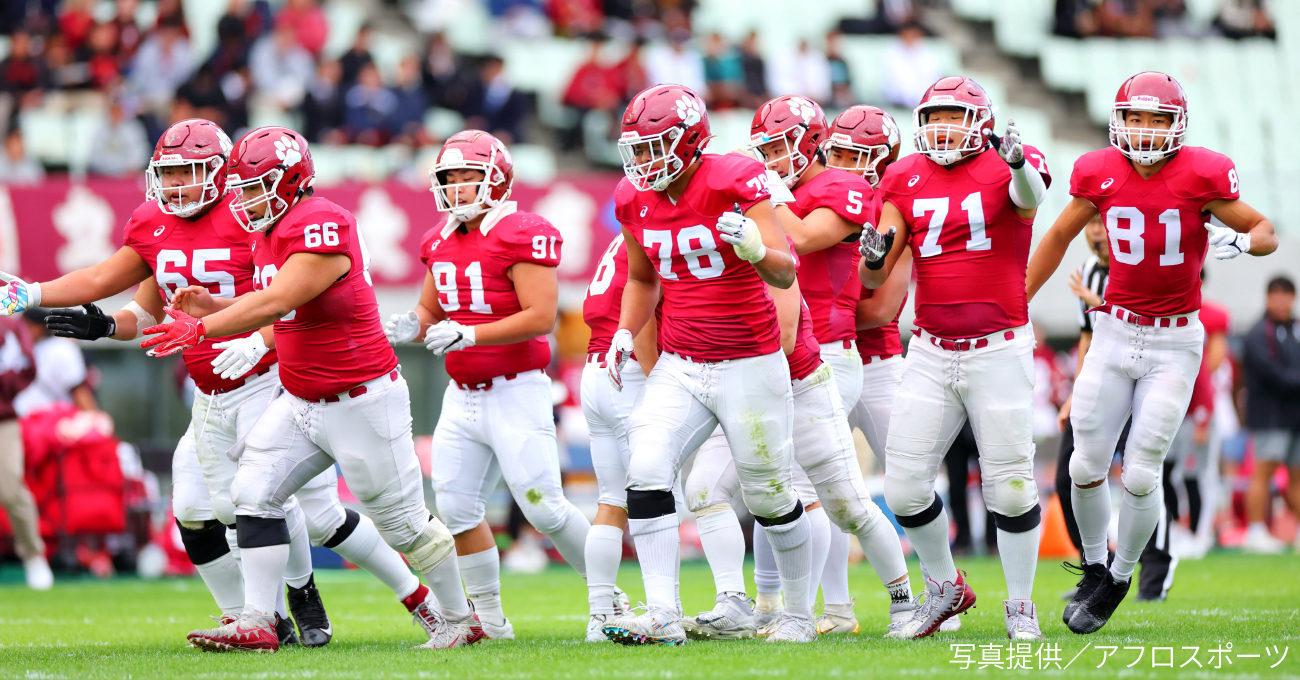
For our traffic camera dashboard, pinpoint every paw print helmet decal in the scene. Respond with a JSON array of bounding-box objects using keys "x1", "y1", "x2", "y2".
[
  {"x1": 823, "y1": 105, "x2": 901, "y2": 189},
  {"x1": 748, "y1": 95, "x2": 828, "y2": 188},
  {"x1": 429, "y1": 130, "x2": 515, "y2": 223},
  {"x1": 146, "y1": 118, "x2": 234, "y2": 218},
  {"x1": 226, "y1": 127, "x2": 315, "y2": 233},
  {"x1": 618, "y1": 84, "x2": 712, "y2": 192}
]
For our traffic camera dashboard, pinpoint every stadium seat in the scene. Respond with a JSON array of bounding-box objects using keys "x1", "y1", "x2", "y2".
[
  {"x1": 951, "y1": 0, "x2": 996, "y2": 22},
  {"x1": 321, "y1": 0, "x2": 369, "y2": 61},
  {"x1": 510, "y1": 144, "x2": 557, "y2": 185},
  {"x1": 581, "y1": 110, "x2": 621, "y2": 168},
  {"x1": 369, "y1": 34, "x2": 419, "y2": 83},
  {"x1": 18, "y1": 106, "x2": 69, "y2": 166},
  {"x1": 702, "y1": 108, "x2": 757, "y2": 155},
  {"x1": 992, "y1": 0, "x2": 1052, "y2": 58},
  {"x1": 182, "y1": 0, "x2": 230, "y2": 64},
  {"x1": 423, "y1": 107, "x2": 466, "y2": 141},
  {"x1": 1040, "y1": 38, "x2": 1086, "y2": 92},
  {"x1": 66, "y1": 108, "x2": 107, "y2": 176},
  {"x1": 310, "y1": 144, "x2": 352, "y2": 186}
]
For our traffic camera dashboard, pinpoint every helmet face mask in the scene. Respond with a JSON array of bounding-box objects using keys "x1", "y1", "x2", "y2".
[
  {"x1": 1111, "y1": 102, "x2": 1184, "y2": 166},
  {"x1": 823, "y1": 105, "x2": 900, "y2": 189},
  {"x1": 228, "y1": 169, "x2": 287, "y2": 233},
  {"x1": 914, "y1": 103, "x2": 989, "y2": 166},
  {"x1": 748, "y1": 126, "x2": 810, "y2": 188},
  {"x1": 618, "y1": 126, "x2": 686, "y2": 192},
  {"x1": 225, "y1": 127, "x2": 315, "y2": 234},
  {"x1": 147, "y1": 155, "x2": 225, "y2": 218},
  {"x1": 824, "y1": 138, "x2": 894, "y2": 187},
  {"x1": 618, "y1": 85, "x2": 711, "y2": 193},
  {"x1": 429, "y1": 130, "x2": 515, "y2": 221}
]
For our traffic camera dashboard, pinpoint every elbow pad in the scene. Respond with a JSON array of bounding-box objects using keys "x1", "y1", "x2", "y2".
[{"x1": 1008, "y1": 163, "x2": 1046, "y2": 210}]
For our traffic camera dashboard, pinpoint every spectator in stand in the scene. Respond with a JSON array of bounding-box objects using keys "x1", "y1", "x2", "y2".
[
  {"x1": 644, "y1": 29, "x2": 705, "y2": 94},
  {"x1": 840, "y1": 0, "x2": 922, "y2": 35},
  {"x1": 422, "y1": 32, "x2": 471, "y2": 114},
  {"x1": 249, "y1": 23, "x2": 315, "y2": 111},
  {"x1": 1215, "y1": 0, "x2": 1276, "y2": 39},
  {"x1": 1096, "y1": 0, "x2": 1157, "y2": 38},
  {"x1": 880, "y1": 21, "x2": 939, "y2": 108},
  {"x1": 302, "y1": 59, "x2": 347, "y2": 144},
  {"x1": 465, "y1": 55, "x2": 528, "y2": 144},
  {"x1": 1054, "y1": 0, "x2": 1100, "y2": 38},
  {"x1": 344, "y1": 62, "x2": 398, "y2": 146},
  {"x1": 43, "y1": 33, "x2": 91, "y2": 91},
  {"x1": 220, "y1": 0, "x2": 273, "y2": 52},
  {"x1": 58, "y1": 0, "x2": 96, "y2": 52},
  {"x1": 129, "y1": 14, "x2": 192, "y2": 118},
  {"x1": 175, "y1": 62, "x2": 231, "y2": 128},
  {"x1": 1, "y1": 31, "x2": 48, "y2": 109},
  {"x1": 701, "y1": 33, "x2": 743, "y2": 110},
  {"x1": 738, "y1": 31, "x2": 767, "y2": 107},
  {"x1": 826, "y1": 31, "x2": 855, "y2": 110},
  {"x1": 390, "y1": 56, "x2": 432, "y2": 147},
  {"x1": 275, "y1": 0, "x2": 328, "y2": 57},
  {"x1": 550, "y1": 0, "x2": 604, "y2": 38},
  {"x1": 338, "y1": 23, "x2": 375, "y2": 91},
  {"x1": 88, "y1": 98, "x2": 150, "y2": 177},
  {"x1": 768, "y1": 39, "x2": 831, "y2": 104},
  {"x1": 561, "y1": 36, "x2": 621, "y2": 149},
  {"x1": 613, "y1": 38, "x2": 648, "y2": 104},
  {"x1": 153, "y1": 0, "x2": 187, "y2": 32},
  {"x1": 1241, "y1": 276, "x2": 1300, "y2": 553},
  {"x1": 0, "y1": 316, "x2": 48, "y2": 591},
  {"x1": 209, "y1": 4, "x2": 253, "y2": 80},
  {"x1": 84, "y1": 22, "x2": 124, "y2": 90},
  {"x1": 491, "y1": 0, "x2": 553, "y2": 39},
  {"x1": 0, "y1": 130, "x2": 45, "y2": 185},
  {"x1": 15, "y1": 310, "x2": 96, "y2": 417}
]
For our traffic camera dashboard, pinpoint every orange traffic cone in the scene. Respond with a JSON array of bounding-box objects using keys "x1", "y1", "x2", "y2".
[{"x1": 1038, "y1": 494, "x2": 1079, "y2": 559}]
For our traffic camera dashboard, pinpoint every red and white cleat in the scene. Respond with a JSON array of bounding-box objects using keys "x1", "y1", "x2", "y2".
[
  {"x1": 885, "y1": 571, "x2": 977, "y2": 640},
  {"x1": 187, "y1": 613, "x2": 280, "y2": 653},
  {"x1": 412, "y1": 600, "x2": 487, "y2": 649}
]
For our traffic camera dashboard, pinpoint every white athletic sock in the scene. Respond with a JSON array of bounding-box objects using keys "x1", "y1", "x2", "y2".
[
  {"x1": 627, "y1": 514, "x2": 679, "y2": 612},
  {"x1": 996, "y1": 525, "x2": 1041, "y2": 600},
  {"x1": 1112, "y1": 488, "x2": 1161, "y2": 582},
  {"x1": 240, "y1": 543, "x2": 290, "y2": 618},
  {"x1": 544, "y1": 502, "x2": 591, "y2": 578},
  {"x1": 284, "y1": 508, "x2": 313, "y2": 590},
  {"x1": 330, "y1": 514, "x2": 418, "y2": 599},
  {"x1": 855, "y1": 513, "x2": 909, "y2": 589},
  {"x1": 806, "y1": 507, "x2": 831, "y2": 605},
  {"x1": 275, "y1": 579, "x2": 288, "y2": 619},
  {"x1": 1071, "y1": 482, "x2": 1111, "y2": 566},
  {"x1": 458, "y1": 546, "x2": 505, "y2": 626},
  {"x1": 763, "y1": 512, "x2": 813, "y2": 620},
  {"x1": 585, "y1": 524, "x2": 623, "y2": 616},
  {"x1": 903, "y1": 510, "x2": 957, "y2": 585},
  {"x1": 420, "y1": 556, "x2": 470, "y2": 622},
  {"x1": 194, "y1": 551, "x2": 244, "y2": 616},
  {"x1": 752, "y1": 524, "x2": 780, "y2": 593},
  {"x1": 821, "y1": 528, "x2": 852, "y2": 606},
  {"x1": 696, "y1": 510, "x2": 747, "y2": 595}
]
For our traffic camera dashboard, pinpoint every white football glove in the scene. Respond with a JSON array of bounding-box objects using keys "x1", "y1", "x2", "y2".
[
  {"x1": 424, "y1": 319, "x2": 476, "y2": 355},
  {"x1": 210, "y1": 332, "x2": 271, "y2": 381},
  {"x1": 1205, "y1": 221, "x2": 1250, "y2": 260},
  {"x1": 716, "y1": 211, "x2": 767, "y2": 263},
  {"x1": 0, "y1": 272, "x2": 40, "y2": 316},
  {"x1": 605, "y1": 328, "x2": 635, "y2": 391},
  {"x1": 858, "y1": 223, "x2": 896, "y2": 270},
  {"x1": 384, "y1": 310, "x2": 421, "y2": 344},
  {"x1": 986, "y1": 119, "x2": 1024, "y2": 168}
]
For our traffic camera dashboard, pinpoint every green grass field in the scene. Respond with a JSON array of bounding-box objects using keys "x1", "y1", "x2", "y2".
[{"x1": 1, "y1": 554, "x2": 1297, "y2": 679}]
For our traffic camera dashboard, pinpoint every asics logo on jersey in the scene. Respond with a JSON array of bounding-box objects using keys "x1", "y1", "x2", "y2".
[
  {"x1": 275, "y1": 136, "x2": 303, "y2": 167},
  {"x1": 787, "y1": 97, "x2": 817, "y2": 123},
  {"x1": 429, "y1": 239, "x2": 442, "y2": 251},
  {"x1": 640, "y1": 207, "x2": 648, "y2": 217},
  {"x1": 154, "y1": 226, "x2": 165, "y2": 237},
  {"x1": 675, "y1": 96, "x2": 702, "y2": 126},
  {"x1": 1101, "y1": 178, "x2": 1114, "y2": 190},
  {"x1": 908, "y1": 175, "x2": 920, "y2": 187}
]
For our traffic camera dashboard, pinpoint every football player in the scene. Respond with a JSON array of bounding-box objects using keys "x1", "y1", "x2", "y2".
[
  {"x1": 1025, "y1": 71, "x2": 1276, "y2": 633},
  {"x1": 0, "y1": 120, "x2": 415, "y2": 648},
  {"x1": 384, "y1": 130, "x2": 593, "y2": 640},
  {"x1": 601, "y1": 84, "x2": 813, "y2": 645},
  {"x1": 858, "y1": 76, "x2": 1052, "y2": 639},
  {"x1": 139, "y1": 127, "x2": 484, "y2": 651}
]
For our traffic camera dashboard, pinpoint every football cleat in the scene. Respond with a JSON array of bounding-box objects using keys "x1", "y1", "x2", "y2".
[
  {"x1": 885, "y1": 571, "x2": 976, "y2": 640},
  {"x1": 1004, "y1": 599, "x2": 1044, "y2": 640},
  {"x1": 412, "y1": 599, "x2": 487, "y2": 649},
  {"x1": 603, "y1": 606, "x2": 687, "y2": 646},
  {"x1": 939, "y1": 615, "x2": 962, "y2": 632},
  {"x1": 188, "y1": 613, "x2": 280, "y2": 653},
  {"x1": 613, "y1": 587, "x2": 633, "y2": 616},
  {"x1": 816, "y1": 601, "x2": 860, "y2": 635},
  {"x1": 753, "y1": 591, "x2": 782, "y2": 636},
  {"x1": 276, "y1": 614, "x2": 299, "y2": 646},
  {"x1": 286, "y1": 575, "x2": 332, "y2": 647},
  {"x1": 1067, "y1": 572, "x2": 1130, "y2": 635},
  {"x1": 479, "y1": 615, "x2": 515, "y2": 640},
  {"x1": 681, "y1": 592, "x2": 756, "y2": 640},
  {"x1": 586, "y1": 614, "x2": 610, "y2": 643},
  {"x1": 764, "y1": 612, "x2": 818, "y2": 643},
  {"x1": 1062, "y1": 561, "x2": 1108, "y2": 625}
]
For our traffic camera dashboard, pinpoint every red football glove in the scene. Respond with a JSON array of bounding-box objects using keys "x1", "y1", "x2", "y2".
[{"x1": 141, "y1": 309, "x2": 207, "y2": 357}]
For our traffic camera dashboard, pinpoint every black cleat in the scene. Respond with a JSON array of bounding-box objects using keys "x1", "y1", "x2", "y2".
[
  {"x1": 287, "y1": 574, "x2": 333, "y2": 647},
  {"x1": 275, "y1": 614, "x2": 300, "y2": 646},
  {"x1": 1062, "y1": 561, "x2": 1107, "y2": 625},
  {"x1": 1067, "y1": 572, "x2": 1130, "y2": 634}
]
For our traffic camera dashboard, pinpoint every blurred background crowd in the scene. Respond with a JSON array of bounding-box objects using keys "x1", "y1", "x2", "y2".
[{"x1": 0, "y1": 0, "x2": 1297, "y2": 590}]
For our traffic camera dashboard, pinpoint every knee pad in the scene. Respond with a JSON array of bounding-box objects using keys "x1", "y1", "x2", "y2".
[
  {"x1": 518, "y1": 494, "x2": 572, "y2": 536},
  {"x1": 176, "y1": 519, "x2": 231, "y2": 565},
  {"x1": 740, "y1": 481, "x2": 799, "y2": 521},
  {"x1": 693, "y1": 501, "x2": 732, "y2": 519},
  {"x1": 303, "y1": 503, "x2": 346, "y2": 548},
  {"x1": 981, "y1": 460, "x2": 1040, "y2": 518},
  {"x1": 815, "y1": 483, "x2": 880, "y2": 536},
  {"x1": 235, "y1": 515, "x2": 291, "y2": 548},
  {"x1": 1121, "y1": 460, "x2": 1162, "y2": 497},
  {"x1": 1069, "y1": 445, "x2": 1113, "y2": 487},
  {"x1": 627, "y1": 488, "x2": 676, "y2": 520},
  {"x1": 434, "y1": 491, "x2": 485, "y2": 536},
  {"x1": 322, "y1": 508, "x2": 363, "y2": 549},
  {"x1": 884, "y1": 469, "x2": 938, "y2": 520},
  {"x1": 402, "y1": 516, "x2": 455, "y2": 573},
  {"x1": 990, "y1": 504, "x2": 1042, "y2": 533},
  {"x1": 894, "y1": 494, "x2": 944, "y2": 529}
]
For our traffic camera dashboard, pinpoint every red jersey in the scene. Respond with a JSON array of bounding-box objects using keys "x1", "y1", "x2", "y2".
[
  {"x1": 856, "y1": 285, "x2": 905, "y2": 360},
  {"x1": 614, "y1": 153, "x2": 781, "y2": 361},
  {"x1": 123, "y1": 195, "x2": 278, "y2": 394},
  {"x1": 787, "y1": 298, "x2": 823, "y2": 381},
  {"x1": 879, "y1": 145, "x2": 1051, "y2": 339},
  {"x1": 583, "y1": 233, "x2": 627, "y2": 355},
  {"x1": 790, "y1": 168, "x2": 870, "y2": 345},
  {"x1": 1070, "y1": 146, "x2": 1238, "y2": 317},
  {"x1": 1188, "y1": 299, "x2": 1230, "y2": 423},
  {"x1": 250, "y1": 197, "x2": 397, "y2": 401},
  {"x1": 421, "y1": 204, "x2": 561, "y2": 384}
]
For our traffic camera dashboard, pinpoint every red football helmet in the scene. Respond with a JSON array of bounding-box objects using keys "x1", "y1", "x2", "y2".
[
  {"x1": 912, "y1": 76, "x2": 994, "y2": 166},
  {"x1": 146, "y1": 119, "x2": 233, "y2": 218},
  {"x1": 618, "y1": 84, "x2": 712, "y2": 192},
  {"x1": 226, "y1": 127, "x2": 315, "y2": 233},
  {"x1": 429, "y1": 129, "x2": 514, "y2": 222},
  {"x1": 822, "y1": 105, "x2": 901, "y2": 188},
  {"x1": 747, "y1": 95, "x2": 828, "y2": 188},
  {"x1": 1110, "y1": 71, "x2": 1187, "y2": 166}
]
